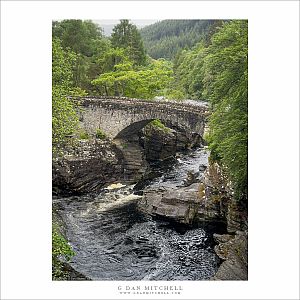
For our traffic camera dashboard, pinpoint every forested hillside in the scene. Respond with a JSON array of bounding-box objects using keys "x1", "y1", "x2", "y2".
[{"x1": 140, "y1": 20, "x2": 223, "y2": 59}]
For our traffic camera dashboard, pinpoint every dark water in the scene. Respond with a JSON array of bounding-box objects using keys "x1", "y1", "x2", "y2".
[{"x1": 53, "y1": 148, "x2": 223, "y2": 280}]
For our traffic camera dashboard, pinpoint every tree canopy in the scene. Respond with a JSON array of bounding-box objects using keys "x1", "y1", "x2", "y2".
[
  {"x1": 111, "y1": 19, "x2": 146, "y2": 65},
  {"x1": 140, "y1": 20, "x2": 222, "y2": 60},
  {"x1": 203, "y1": 20, "x2": 248, "y2": 201},
  {"x1": 92, "y1": 58, "x2": 172, "y2": 99},
  {"x1": 52, "y1": 38, "x2": 85, "y2": 151}
]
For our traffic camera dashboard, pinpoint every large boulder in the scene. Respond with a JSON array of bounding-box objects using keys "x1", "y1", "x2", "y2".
[
  {"x1": 138, "y1": 183, "x2": 200, "y2": 224},
  {"x1": 141, "y1": 123, "x2": 177, "y2": 162},
  {"x1": 52, "y1": 139, "x2": 123, "y2": 196}
]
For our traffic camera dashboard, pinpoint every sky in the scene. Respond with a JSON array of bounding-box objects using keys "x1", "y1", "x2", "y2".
[
  {"x1": 94, "y1": 19, "x2": 159, "y2": 26},
  {"x1": 53, "y1": 19, "x2": 160, "y2": 36},
  {"x1": 94, "y1": 19, "x2": 160, "y2": 36}
]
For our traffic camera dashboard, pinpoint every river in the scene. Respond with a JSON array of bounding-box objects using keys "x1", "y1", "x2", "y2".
[{"x1": 53, "y1": 148, "x2": 226, "y2": 280}]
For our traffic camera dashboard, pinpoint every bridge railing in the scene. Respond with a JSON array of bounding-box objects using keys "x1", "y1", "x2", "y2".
[
  {"x1": 69, "y1": 95, "x2": 210, "y2": 115},
  {"x1": 69, "y1": 95, "x2": 146, "y2": 102}
]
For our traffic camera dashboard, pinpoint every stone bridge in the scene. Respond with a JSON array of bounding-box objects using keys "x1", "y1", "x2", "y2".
[{"x1": 73, "y1": 96, "x2": 209, "y2": 139}]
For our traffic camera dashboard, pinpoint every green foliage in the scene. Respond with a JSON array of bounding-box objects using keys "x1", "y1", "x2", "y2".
[
  {"x1": 52, "y1": 225, "x2": 75, "y2": 280},
  {"x1": 53, "y1": 20, "x2": 111, "y2": 91},
  {"x1": 203, "y1": 20, "x2": 248, "y2": 201},
  {"x1": 78, "y1": 128, "x2": 90, "y2": 140},
  {"x1": 166, "y1": 89, "x2": 185, "y2": 100},
  {"x1": 121, "y1": 142, "x2": 128, "y2": 149},
  {"x1": 52, "y1": 19, "x2": 247, "y2": 202},
  {"x1": 52, "y1": 89, "x2": 79, "y2": 148},
  {"x1": 154, "y1": 20, "x2": 248, "y2": 200},
  {"x1": 92, "y1": 58, "x2": 173, "y2": 99},
  {"x1": 170, "y1": 42, "x2": 207, "y2": 99},
  {"x1": 96, "y1": 128, "x2": 106, "y2": 139},
  {"x1": 52, "y1": 19, "x2": 104, "y2": 57},
  {"x1": 111, "y1": 19, "x2": 146, "y2": 65},
  {"x1": 149, "y1": 119, "x2": 171, "y2": 133},
  {"x1": 140, "y1": 20, "x2": 222, "y2": 60},
  {"x1": 52, "y1": 38, "x2": 86, "y2": 151}
]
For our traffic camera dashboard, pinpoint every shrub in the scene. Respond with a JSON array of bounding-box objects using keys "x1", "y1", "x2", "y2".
[
  {"x1": 96, "y1": 128, "x2": 106, "y2": 139},
  {"x1": 149, "y1": 119, "x2": 171, "y2": 133},
  {"x1": 52, "y1": 225, "x2": 75, "y2": 280},
  {"x1": 78, "y1": 129, "x2": 89, "y2": 139}
]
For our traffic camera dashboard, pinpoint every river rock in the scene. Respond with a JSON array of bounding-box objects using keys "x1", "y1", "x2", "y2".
[
  {"x1": 226, "y1": 199, "x2": 248, "y2": 233},
  {"x1": 55, "y1": 261, "x2": 91, "y2": 281},
  {"x1": 213, "y1": 233, "x2": 234, "y2": 244},
  {"x1": 52, "y1": 139, "x2": 123, "y2": 196},
  {"x1": 211, "y1": 231, "x2": 248, "y2": 280},
  {"x1": 138, "y1": 183, "x2": 200, "y2": 224},
  {"x1": 197, "y1": 160, "x2": 248, "y2": 280},
  {"x1": 175, "y1": 131, "x2": 190, "y2": 151},
  {"x1": 199, "y1": 163, "x2": 207, "y2": 172},
  {"x1": 183, "y1": 170, "x2": 200, "y2": 186},
  {"x1": 141, "y1": 123, "x2": 177, "y2": 162},
  {"x1": 197, "y1": 162, "x2": 247, "y2": 232},
  {"x1": 114, "y1": 137, "x2": 148, "y2": 183}
]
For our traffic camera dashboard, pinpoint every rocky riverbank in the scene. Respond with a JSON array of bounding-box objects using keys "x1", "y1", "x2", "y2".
[
  {"x1": 136, "y1": 150, "x2": 248, "y2": 280},
  {"x1": 197, "y1": 161, "x2": 248, "y2": 280},
  {"x1": 52, "y1": 122, "x2": 247, "y2": 280},
  {"x1": 52, "y1": 120, "x2": 204, "y2": 197},
  {"x1": 212, "y1": 231, "x2": 248, "y2": 280},
  {"x1": 52, "y1": 139, "x2": 124, "y2": 196}
]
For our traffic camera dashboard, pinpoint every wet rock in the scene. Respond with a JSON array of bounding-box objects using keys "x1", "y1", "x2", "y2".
[
  {"x1": 52, "y1": 139, "x2": 123, "y2": 196},
  {"x1": 55, "y1": 261, "x2": 91, "y2": 281},
  {"x1": 183, "y1": 170, "x2": 200, "y2": 186},
  {"x1": 138, "y1": 183, "x2": 200, "y2": 225},
  {"x1": 213, "y1": 233, "x2": 234, "y2": 244},
  {"x1": 114, "y1": 137, "x2": 148, "y2": 183},
  {"x1": 175, "y1": 131, "x2": 190, "y2": 151},
  {"x1": 199, "y1": 163, "x2": 207, "y2": 172},
  {"x1": 227, "y1": 200, "x2": 248, "y2": 233},
  {"x1": 212, "y1": 231, "x2": 248, "y2": 280},
  {"x1": 189, "y1": 132, "x2": 204, "y2": 148}
]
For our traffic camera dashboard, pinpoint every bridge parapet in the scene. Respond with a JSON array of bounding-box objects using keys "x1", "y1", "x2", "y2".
[{"x1": 72, "y1": 96, "x2": 209, "y2": 113}]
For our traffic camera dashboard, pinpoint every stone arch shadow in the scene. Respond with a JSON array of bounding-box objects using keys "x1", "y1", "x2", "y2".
[{"x1": 114, "y1": 119, "x2": 156, "y2": 140}]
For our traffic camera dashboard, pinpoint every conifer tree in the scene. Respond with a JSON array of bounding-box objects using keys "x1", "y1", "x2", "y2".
[{"x1": 111, "y1": 19, "x2": 146, "y2": 65}]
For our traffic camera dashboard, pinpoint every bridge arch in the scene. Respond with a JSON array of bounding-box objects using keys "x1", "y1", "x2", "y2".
[
  {"x1": 115, "y1": 119, "x2": 155, "y2": 139},
  {"x1": 75, "y1": 96, "x2": 208, "y2": 140}
]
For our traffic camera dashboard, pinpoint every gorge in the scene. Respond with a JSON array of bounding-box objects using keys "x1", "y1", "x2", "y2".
[{"x1": 52, "y1": 98, "x2": 248, "y2": 281}]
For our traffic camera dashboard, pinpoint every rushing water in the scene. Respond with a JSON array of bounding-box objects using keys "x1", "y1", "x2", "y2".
[{"x1": 53, "y1": 148, "x2": 224, "y2": 280}]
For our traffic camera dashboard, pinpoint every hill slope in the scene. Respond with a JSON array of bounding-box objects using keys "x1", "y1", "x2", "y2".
[{"x1": 140, "y1": 20, "x2": 220, "y2": 60}]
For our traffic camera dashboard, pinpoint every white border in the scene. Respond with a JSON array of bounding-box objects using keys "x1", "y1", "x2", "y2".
[{"x1": 1, "y1": 1, "x2": 299, "y2": 299}]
